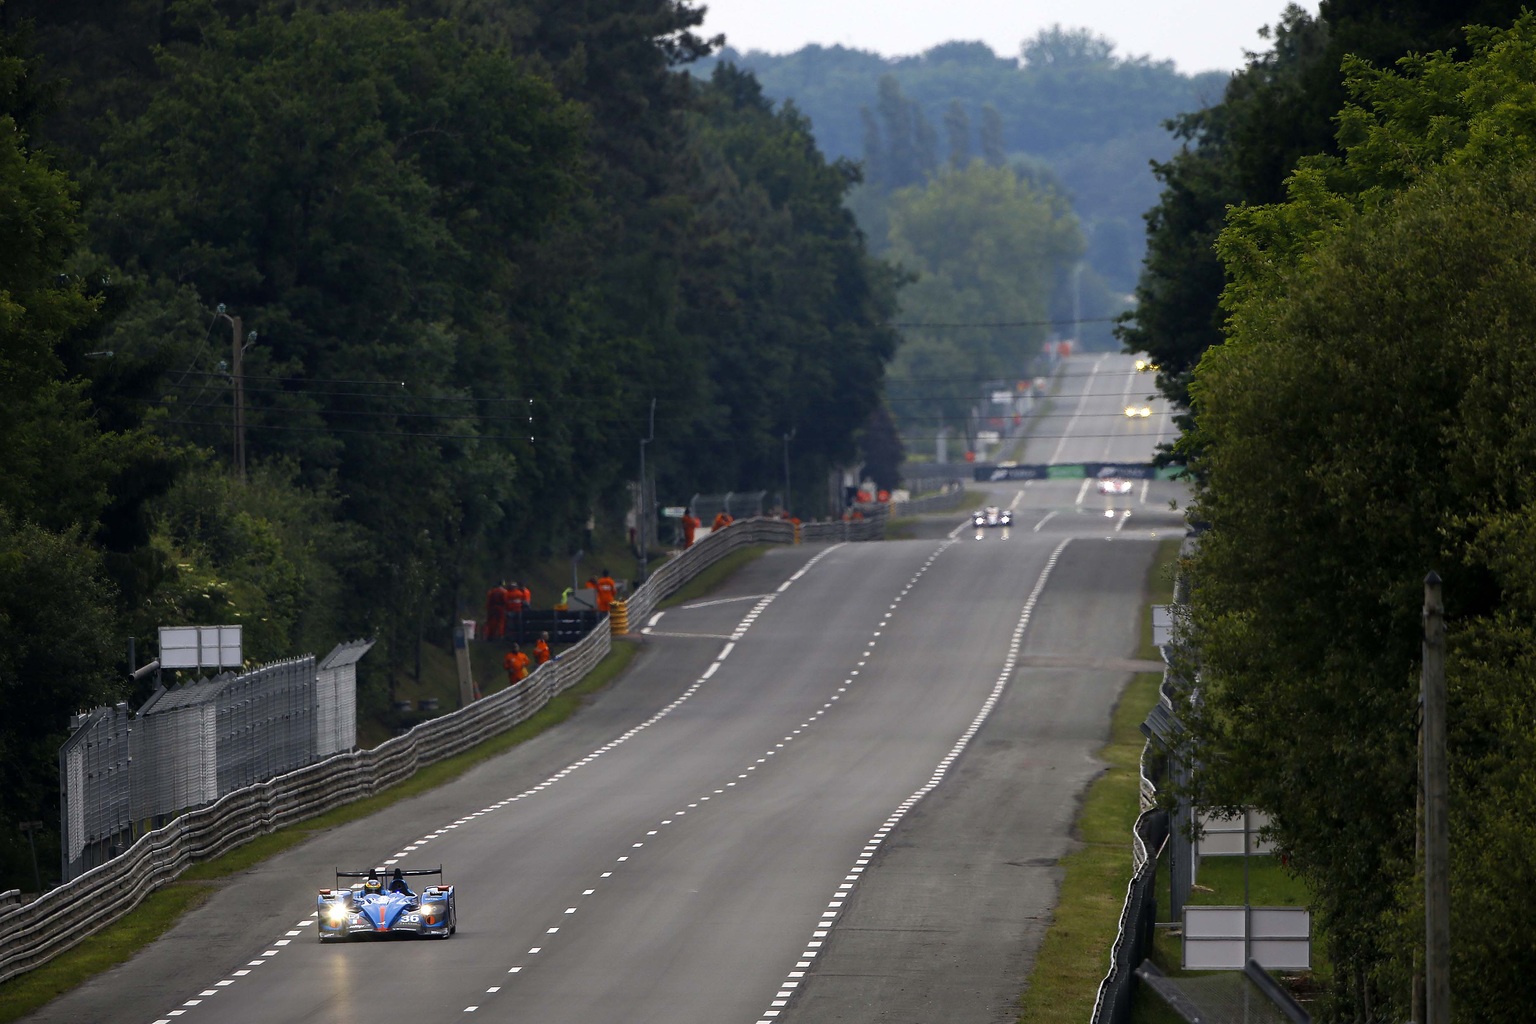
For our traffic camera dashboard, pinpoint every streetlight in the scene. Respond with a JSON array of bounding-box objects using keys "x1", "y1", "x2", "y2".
[
  {"x1": 782, "y1": 429, "x2": 795, "y2": 516},
  {"x1": 213, "y1": 304, "x2": 257, "y2": 482},
  {"x1": 638, "y1": 398, "x2": 656, "y2": 583}
]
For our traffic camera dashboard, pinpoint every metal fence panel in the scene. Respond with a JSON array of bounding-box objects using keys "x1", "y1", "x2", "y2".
[
  {"x1": 27, "y1": 514, "x2": 882, "y2": 979},
  {"x1": 1183, "y1": 907, "x2": 1311, "y2": 971},
  {"x1": 1195, "y1": 810, "x2": 1274, "y2": 857}
]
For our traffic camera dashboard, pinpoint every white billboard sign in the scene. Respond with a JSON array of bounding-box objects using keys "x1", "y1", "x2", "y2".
[
  {"x1": 159, "y1": 625, "x2": 243, "y2": 670},
  {"x1": 1183, "y1": 906, "x2": 1311, "y2": 971}
]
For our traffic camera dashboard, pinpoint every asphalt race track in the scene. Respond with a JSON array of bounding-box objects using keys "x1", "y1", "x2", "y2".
[{"x1": 22, "y1": 353, "x2": 1184, "y2": 1024}]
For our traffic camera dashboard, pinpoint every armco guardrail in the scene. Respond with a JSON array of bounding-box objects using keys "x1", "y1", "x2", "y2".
[
  {"x1": 0, "y1": 514, "x2": 881, "y2": 983},
  {"x1": 1091, "y1": 776, "x2": 1170, "y2": 1024}
]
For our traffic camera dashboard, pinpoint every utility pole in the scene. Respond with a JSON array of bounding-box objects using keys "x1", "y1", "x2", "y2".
[
  {"x1": 638, "y1": 398, "x2": 655, "y2": 583},
  {"x1": 782, "y1": 429, "x2": 795, "y2": 515},
  {"x1": 1422, "y1": 571, "x2": 1450, "y2": 1024},
  {"x1": 215, "y1": 305, "x2": 253, "y2": 482},
  {"x1": 232, "y1": 315, "x2": 246, "y2": 481}
]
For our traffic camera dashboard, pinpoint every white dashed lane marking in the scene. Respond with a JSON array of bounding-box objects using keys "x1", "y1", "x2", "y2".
[
  {"x1": 152, "y1": 548, "x2": 845, "y2": 1024},
  {"x1": 754, "y1": 536, "x2": 1073, "y2": 1023}
]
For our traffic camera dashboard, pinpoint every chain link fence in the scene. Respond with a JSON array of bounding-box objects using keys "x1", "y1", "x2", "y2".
[{"x1": 58, "y1": 641, "x2": 372, "y2": 881}]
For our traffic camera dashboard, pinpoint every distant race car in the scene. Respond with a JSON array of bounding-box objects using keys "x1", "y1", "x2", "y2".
[
  {"x1": 1134, "y1": 358, "x2": 1158, "y2": 372},
  {"x1": 973, "y1": 506, "x2": 1012, "y2": 528},
  {"x1": 318, "y1": 866, "x2": 456, "y2": 941},
  {"x1": 1098, "y1": 477, "x2": 1135, "y2": 496},
  {"x1": 1123, "y1": 403, "x2": 1152, "y2": 418}
]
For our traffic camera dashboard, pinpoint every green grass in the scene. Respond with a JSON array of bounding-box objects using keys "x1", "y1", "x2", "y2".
[
  {"x1": 657, "y1": 545, "x2": 769, "y2": 609},
  {"x1": 0, "y1": 643, "x2": 638, "y2": 1022},
  {"x1": 0, "y1": 881, "x2": 217, "y2": 1024},
  {"x1": 1016, "y1": 537, "x2": 1181, "y2": 1024},
  {"x1": 1186, "y1": 855, "x2": 1308, "y2": 908}
]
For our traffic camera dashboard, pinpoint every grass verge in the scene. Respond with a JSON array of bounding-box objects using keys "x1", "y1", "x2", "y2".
[
  {"x1": 1186, "y1": 855, "x2": 1309, "y2": 908},
  {"x1": 0, "y1": 882, "x2": 219, "y2": 1024},
  {"x1": 657, "y1": 545, "x2": 769, "y2": 609},
  {"x1": 0, "y1": 643, "x2": 638, "y2": 1022},
  {"x1": 1015, "y1": 537, "x2": 1181, "y2": 1024}
]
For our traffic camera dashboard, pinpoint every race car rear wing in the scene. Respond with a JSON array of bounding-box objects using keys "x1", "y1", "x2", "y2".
[{"x1": 334, "y1": 866, "x2": 445, "y2": 884}]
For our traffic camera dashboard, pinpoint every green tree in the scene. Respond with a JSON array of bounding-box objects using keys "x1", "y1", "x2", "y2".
[
  {"x1": 1019, "y1": 24, "x2": 1116, "y2": 67},
  {"x1": 1119, "y1": 5, "x2": 1331, "y2": 442},
  {"x1": 91, "y1": 5, "x2": 589, "y2": 679},
  {"x1": 1186, "y1": 17, "x2": 1536, "y2": 1016},
  {"x1": 1121, "y1": 0, "x2": 1531, "y2": 459},
  {"x1": 943, "y1": 99, "x2": 971, "y2": 168},
  {"x1": 0, "y1": 28, "x2": 157, "y2": 889},
  {"x1": 679, "y1": 65, "x2": 900, "y2": 509},
  {"x1": 885, "y1": 162, "x2": 1082, "y2": 449}
]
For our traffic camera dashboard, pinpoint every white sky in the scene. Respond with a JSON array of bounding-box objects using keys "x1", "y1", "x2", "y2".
[{"x1": 698, "y1": 1, "x2": 1321, "y2": 75}]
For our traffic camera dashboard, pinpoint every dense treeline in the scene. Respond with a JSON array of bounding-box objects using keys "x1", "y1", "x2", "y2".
[
  {"x1": 698, "y1": 27, "x2": 1224, "y2": 449},
  {"x1": 1138, "y1": 3, "x2": 1536, "y2": 1019},
  {"x1": 0, "y1": 0, "x2": 899, "y2": 890},
  {"x1": 1124, "y1": 0, "x2": 1529, "y2": 431},
  {"x1": 697, "y1": 28, "x2": 1228, "y2": 297},
  {"x1": 881, "y1": 162, "x2": 1082, "y2": 452},
  {"x1": 695, "y1": 30, "x2": 1179, "y2": 452}
]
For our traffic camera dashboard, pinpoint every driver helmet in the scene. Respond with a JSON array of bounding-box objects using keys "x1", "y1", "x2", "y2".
[{"x1": 364, "y1": 871, "x2": 382, "y2": 894}]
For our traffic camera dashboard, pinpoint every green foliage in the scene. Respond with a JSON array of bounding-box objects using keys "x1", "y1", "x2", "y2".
[
  {"x1": 0, "y1": 513, "x2": 123, "y2": 885},
  {"x1": 884, "y1": 162, "x2": 1083, "y2": 446},
  {"x1": 1186, "y1": 17, "x2": 1536, "y2": 1017},
  {"x1": 1121, "y1": 0, "x2": 1530, "y2": 459},
  {"x1": 88, "y1": 5, "x2": 589, "y2": 678},
  {"x1": 143, "y1": 458, "x2": 362, "y2": 662},
  {"x1": 0, "y1": 0, "x2": 905, "y2": 877},
  {"x1": 683, "y1": 66, "x2": 900, "y2": 509},
  {"x1": 697, "y1": 34, "x2": 1226, "y2": 292},
  {"x1": 1119, "y1": 5, "x2": 1332, "y2": 434},
  {"x1": 0, "y1": 32, "x2": 166, "y2": 886}
]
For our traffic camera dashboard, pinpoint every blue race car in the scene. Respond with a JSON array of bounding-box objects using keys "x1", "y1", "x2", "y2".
[{"x1": 317, "y1": 866, "x2": 456, "y2": 941}]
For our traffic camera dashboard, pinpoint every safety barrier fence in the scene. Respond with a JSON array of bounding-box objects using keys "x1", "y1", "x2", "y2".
[
  {"x1": 1092, "y1": 775, "x2": 1171, "y2": 1024},
  {"x1": 58, "y1": 641, "x2": 373, "y2": 882},
  {"x1": 0, "y1": 513, "x2": 882, "y2": 983}
]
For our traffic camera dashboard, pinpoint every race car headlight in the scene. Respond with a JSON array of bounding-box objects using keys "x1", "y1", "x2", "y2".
[{"x1": 325, "y1": 903, "x2": 349, "y2": 924}]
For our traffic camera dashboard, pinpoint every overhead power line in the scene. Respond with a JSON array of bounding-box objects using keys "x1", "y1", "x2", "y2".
[{"x1": 890, "y1": 315, "x2": 1124, "y2": 328}]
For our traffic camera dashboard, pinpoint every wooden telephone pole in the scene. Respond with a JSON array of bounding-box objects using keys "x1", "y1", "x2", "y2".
[{"x1": 1422, "y1": 572, "x2": 1450, "y2": 1024}]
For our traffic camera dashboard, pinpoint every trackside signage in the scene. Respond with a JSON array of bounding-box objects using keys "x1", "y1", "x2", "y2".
[{"x1": 972, "y1": 462, "x2": 1173, "y2": 482}]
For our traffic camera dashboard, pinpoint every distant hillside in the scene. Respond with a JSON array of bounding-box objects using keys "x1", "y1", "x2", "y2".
[{"x1": 692, "y1": 31, "x2": 1230, "y2": 293}]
